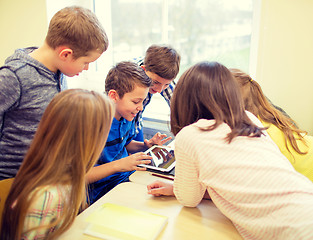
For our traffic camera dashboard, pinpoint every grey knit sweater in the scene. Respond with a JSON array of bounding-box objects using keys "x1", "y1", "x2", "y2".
[{"x1": 0, "y1": 47, "x2": 67, "y2": 180}]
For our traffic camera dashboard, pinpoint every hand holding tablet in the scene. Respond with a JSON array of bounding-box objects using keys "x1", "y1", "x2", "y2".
[{"x1": 139, "y1": 145, "x2": 176, "y2": 173}]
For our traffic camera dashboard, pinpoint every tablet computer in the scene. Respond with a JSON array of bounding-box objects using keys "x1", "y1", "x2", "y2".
[{"x1": 139, "y1": 145, "x2": 175, "y2": 173}]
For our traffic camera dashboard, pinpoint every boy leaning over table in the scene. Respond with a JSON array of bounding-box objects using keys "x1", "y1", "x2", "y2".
[
  {"x1": 0, "y1": 6, "x2": 108, "y2": 180},
  {"x1": 87, "y1": 61, "x2": 171, "y2": 204}
]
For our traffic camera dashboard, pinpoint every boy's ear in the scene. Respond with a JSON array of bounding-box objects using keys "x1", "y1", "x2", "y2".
[
  {"x1": 108, "y1": 90, "x2": 119, "y2": 102},
  {"x1": 57, "y1": 47, "x2": 73, "y2": 61}
]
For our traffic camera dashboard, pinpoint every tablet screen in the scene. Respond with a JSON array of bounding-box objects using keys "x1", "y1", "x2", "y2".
[{"x1": 140, "y1": 146, "x2": 175, "y2": 172}]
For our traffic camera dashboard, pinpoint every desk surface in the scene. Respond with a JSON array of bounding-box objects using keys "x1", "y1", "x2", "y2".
[
  {"x1": 58, "y1": 181, "x2": 241, "y2": 240},
  {"x1": 129, "y1": 170, "x2": 174, "y2": 184}
]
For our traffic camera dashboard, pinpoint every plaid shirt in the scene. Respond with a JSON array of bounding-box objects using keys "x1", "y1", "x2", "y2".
[
  {"x1": 22, "y1": 185, "x2": 68, "y2": 240},
  {"x1": 133, "y1": 57, "x2": 175, "y2": 134}
]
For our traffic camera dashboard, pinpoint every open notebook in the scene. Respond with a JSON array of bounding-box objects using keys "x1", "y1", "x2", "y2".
[{"x1": 84, "y1": 203, "x2": 168, "y2": 240}]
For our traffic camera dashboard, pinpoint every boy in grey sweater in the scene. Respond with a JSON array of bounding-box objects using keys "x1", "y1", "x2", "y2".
[{"x1": 0, "y1": 6, "x2": 109, "y2": 180}]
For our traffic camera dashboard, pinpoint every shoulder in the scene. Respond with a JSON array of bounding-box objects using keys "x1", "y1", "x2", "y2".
[
  {"x1": 176, "y1": 119, "x2": 216, "y2": 144},
  {"x1": 22, "y1": 185, "x2": 69, "y2": 239},
  {"x1": 262, "y1": 120, "x2": 283, "y2": 137},
  {"x1": 177, "y1": 119, "x2": 214, "y2": 133},
  {"x1": 30, "y1": 185, "x2": 68, "y2": 210},
  {"x1": 0, "y1": 66, "x2": 21, "y2": 90},
  {"x1": 245, "y1": 110, "x2": 264, "y2": 127},
  {"x1": 108, "y1": 118, "x2": 135, "y2": 139},
  {"x1": 119, "y1": 118, "x2": 135, "y2": 131},
  {"x1": 3, "y1": 48, "x2": 34, "y2": 68}
]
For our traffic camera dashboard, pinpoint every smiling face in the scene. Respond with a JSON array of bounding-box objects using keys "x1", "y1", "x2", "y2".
[
  {"x1": 109, "y1": 84, "x2": 149, "y2": 121},
  {"x1": 59, "y1": 50, "x2": 102, "y2": 77},
  {"x1": 144, "y1": 71, "x2": 173, "y2": 94}
]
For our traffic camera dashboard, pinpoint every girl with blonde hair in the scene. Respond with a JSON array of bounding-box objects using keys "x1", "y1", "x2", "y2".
[
  {"x1": 230, "y1": 68, "x2": 313, "y2": 182},
  {"x1": 1, "y1": 89, "x2": 114, "y2": 240},
  {"x1": 148, "y1": 61, "x2": 313, "y2": 240}
]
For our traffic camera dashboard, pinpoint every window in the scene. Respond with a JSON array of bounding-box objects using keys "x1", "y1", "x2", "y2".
[
  {"x1": 46, "y1": 0, "x2": 254, "y2": 123},
  {"x1": 95, "y1": 0, "x2": 254, "y2": 121}
]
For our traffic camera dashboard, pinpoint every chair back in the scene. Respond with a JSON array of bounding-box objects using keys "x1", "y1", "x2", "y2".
[{"x1": 0, "y1": 178, "x2": 14, "y2": 230}]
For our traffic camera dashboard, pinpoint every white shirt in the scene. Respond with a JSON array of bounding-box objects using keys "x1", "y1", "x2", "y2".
[{"x1": 173, "y1": 112, "x2": 313, "y2": 240}]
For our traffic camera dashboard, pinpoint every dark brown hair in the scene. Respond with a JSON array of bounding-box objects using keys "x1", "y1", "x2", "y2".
[
  {"x1": 46, "y1": 6, "x2": 109, "y2": 59},
  {"x1": 144, "y1": 44, "x2": 181, "y2": 80},
  {"x1": 230, "y1": 68, "x2": 307, "y2": 154},
  {"x1": 1, "y1": 89, "x2": 114, "y2": 239},
  {"x1": 170, "y1": 61, "x2": 264, "y2": 142},
  {"x1": 105, "y1": 61, "x2": 151, "y2": 98}
]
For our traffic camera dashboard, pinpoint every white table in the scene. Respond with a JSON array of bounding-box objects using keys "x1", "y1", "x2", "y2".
[{"x1": 58, "y1": 180, "x2": 241, "y2": 240}]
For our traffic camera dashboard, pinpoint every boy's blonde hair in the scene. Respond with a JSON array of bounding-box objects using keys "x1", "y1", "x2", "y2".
[
  {"x1": 46, "y1": 6, "x2": 109, "y2": 59},
  {"x1": 144, "y1": 44, "x2": 181, "y2": 80}
]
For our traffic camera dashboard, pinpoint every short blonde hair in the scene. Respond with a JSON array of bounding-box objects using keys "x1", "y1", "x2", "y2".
[{"x1": 46, "y1": 6, "x2": 109, "y2": 58}]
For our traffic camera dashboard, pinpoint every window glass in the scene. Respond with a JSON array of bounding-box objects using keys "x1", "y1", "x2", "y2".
[
  {"x1": 110, "y1": 0, "x2": 163, "y2": 63},
  {"x1": 47, "y1": 0, "x2": 253, "y2": 120},
  {"x1": 100, "y1": 0, "x2": 253, "y2": 120}
]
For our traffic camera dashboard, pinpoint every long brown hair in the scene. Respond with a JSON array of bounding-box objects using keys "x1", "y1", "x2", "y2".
[
  {"x1": 1, "y1": 89, "x2": 114, "y2": 239},
  {"x1": 170, "y1": 61, "x2": 264, "y2": 142},
  {"x1": 230, "y1": 68, "x2": 307, "y2": 154}
]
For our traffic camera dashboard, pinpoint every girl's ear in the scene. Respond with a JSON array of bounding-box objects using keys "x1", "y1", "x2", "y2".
[
  {"x1": 108, "y1": 90, "x2": 119, "y2": 103},
  {"x1": 58, "y1": 47, "x2": 74, "y2": 61}
]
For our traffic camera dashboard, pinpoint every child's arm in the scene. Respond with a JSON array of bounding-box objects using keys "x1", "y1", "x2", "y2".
[
  {"x1": 147, "y1": 181, "x2": 174, "y2": 196},
  {"x1": 126, "y1": 132, "x2": 172, "y2": 153},
  {"x1": 86, "y1": 152, "x2": 152, "y2": 183},
  {"x1": 147, "y1": 181, "x2": 211, "y2": 200}
]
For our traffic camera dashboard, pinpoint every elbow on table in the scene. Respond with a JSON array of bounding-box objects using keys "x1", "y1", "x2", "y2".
[{"x1": 176, "y1": 196, "x2": 201, "y2": 208}]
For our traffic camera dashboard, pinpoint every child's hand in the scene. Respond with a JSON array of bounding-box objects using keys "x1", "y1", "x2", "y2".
[
  {"x1": 152, "y1": 147, "x2": 169, "y2": 162},
  {"x1": 144, "y1": 132, "x2": 172, "y2": 149},
  {"x1": 147, "y1": 181, "x2": 174, "y2": 196},
  {"x1": 115, "y1": 152, "x2": 152, "y2": 172}
]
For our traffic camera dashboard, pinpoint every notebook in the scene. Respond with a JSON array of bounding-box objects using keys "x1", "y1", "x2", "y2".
[{"x1": 84, "y1": 203, "x2": 168, "y2": 240}]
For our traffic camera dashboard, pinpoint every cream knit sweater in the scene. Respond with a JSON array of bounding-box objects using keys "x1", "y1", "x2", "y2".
[{"x1": 173, "y1": 112, "x2": 313, "y2": 240}]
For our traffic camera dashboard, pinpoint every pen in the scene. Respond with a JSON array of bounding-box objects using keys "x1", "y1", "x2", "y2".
[{"x1": 151, "y1": 173, "x2": 174, "y2": 181}]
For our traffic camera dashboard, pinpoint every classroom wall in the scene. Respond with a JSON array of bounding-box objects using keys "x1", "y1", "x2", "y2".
[
  {"x1": 254, "y1": 0, "x2": 313, "y2": 134},
  {"x1": 0, "y1": 0, "x2": 47, "y2": 65}
]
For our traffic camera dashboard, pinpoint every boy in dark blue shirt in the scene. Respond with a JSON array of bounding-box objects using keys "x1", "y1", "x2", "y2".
[{"x1": 87, "y1": 61, "x2": 171, "y2": 203}]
